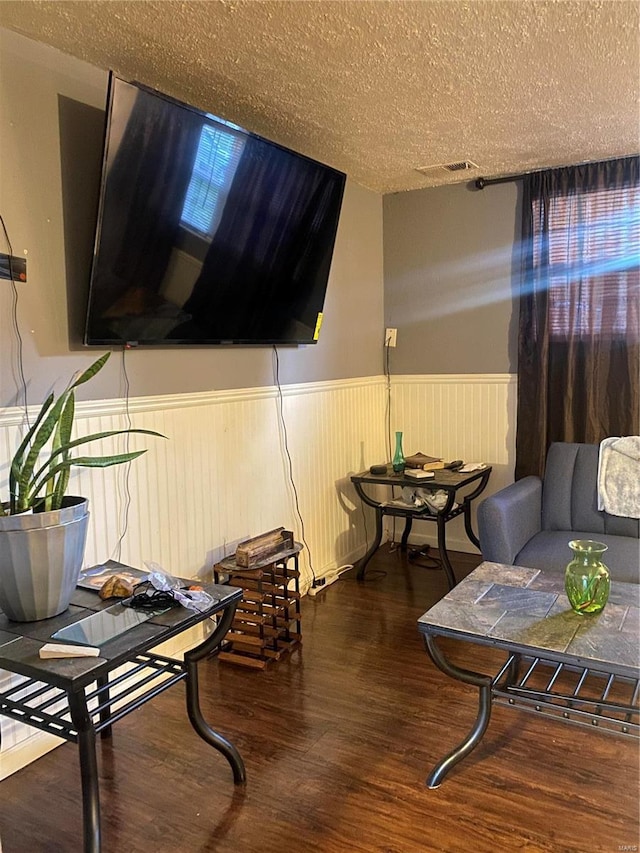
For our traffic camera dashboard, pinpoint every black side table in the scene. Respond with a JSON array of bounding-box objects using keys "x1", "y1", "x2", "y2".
[
  {"x1": 351, "y1": 465, "x2": 491, "y2": 588},
  {"x1": 0, "y1": 574, "x2": 245, "y2": 853}
]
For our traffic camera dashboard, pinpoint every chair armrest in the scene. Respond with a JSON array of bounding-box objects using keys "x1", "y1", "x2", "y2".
[{"x1": 477, "y1": 477, "x2": 543, "y2": 565}]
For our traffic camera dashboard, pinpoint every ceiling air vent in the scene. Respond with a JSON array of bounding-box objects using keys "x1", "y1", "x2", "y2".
[{"x1": 415, "y1": 161, "x2": 479, "y2": 177}]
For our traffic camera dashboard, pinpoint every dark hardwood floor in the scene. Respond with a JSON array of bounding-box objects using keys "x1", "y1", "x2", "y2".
[{"x1": 1, "y1": 546, "x2": 638, "y2": 853}]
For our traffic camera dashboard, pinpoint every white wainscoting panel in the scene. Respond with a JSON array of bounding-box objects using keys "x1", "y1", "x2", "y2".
[
  {"x1": 0, "y1": 376, "x2": 386, "y2": 589},
  {"x1": 0, "y1": 375, "x2": 386, "y2": 777},
  {"x1": 388, "y1": 374, "x2": 517, "y2": 552},
  {"x1": 0, "y1": 372, "x2": 515, "y2": 776}
]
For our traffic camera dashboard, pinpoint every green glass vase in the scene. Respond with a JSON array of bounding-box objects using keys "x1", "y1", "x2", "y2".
[
  {"x1": 392, "y1": 431, "x2": 405, "y2": 473},
  {"x1": 564, "y1": 540, "x2": 610, "y2": 615}
]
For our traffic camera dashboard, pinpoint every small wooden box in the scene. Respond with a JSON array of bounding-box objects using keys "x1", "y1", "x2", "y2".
[{"x1": 234, "y1": 527, "x2": 294, "y2": 568}]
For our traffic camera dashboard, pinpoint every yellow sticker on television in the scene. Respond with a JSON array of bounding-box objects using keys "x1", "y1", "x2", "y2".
[{"x1": 313, "y1": 312, "x2": 324, "y2": 341}]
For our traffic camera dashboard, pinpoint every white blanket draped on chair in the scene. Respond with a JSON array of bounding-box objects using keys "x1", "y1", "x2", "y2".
[{"x1": 597, "y1": 436, "x2": 640, "y2": 519}]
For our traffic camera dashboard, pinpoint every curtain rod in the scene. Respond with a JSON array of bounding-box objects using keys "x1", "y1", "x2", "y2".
[
  {"x1": 474, "y1": 173, "x2": 528, "y2": 190},
  {"x1": 475, "y1": 155, "x2": 638, "y2": 189}
]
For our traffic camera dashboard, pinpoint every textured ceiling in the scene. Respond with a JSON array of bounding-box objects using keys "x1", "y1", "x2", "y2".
[{"x1": 0, "y1": 0, "x2": 638, "y2": 193}]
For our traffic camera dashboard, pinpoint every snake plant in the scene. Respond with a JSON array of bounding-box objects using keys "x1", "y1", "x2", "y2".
[{"x1": 1, "y1": 353, "x2": 164, "y2": 515}]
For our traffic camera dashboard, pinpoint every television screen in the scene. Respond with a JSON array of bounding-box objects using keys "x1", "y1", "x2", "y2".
[{"x1": 84, "y1": 75, "x2": 346, "y2": 346}]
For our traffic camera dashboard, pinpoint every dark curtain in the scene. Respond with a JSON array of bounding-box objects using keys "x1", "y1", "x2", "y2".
[
  {"x1": 516, "y1": 156, "x2": 640, "y2": 479},
  {"x1": 94, "y1": 88, "x2": 203, "y2": 315},
  {"x1": 183, "y1": 136, "x2": 343, "y2": 340}
]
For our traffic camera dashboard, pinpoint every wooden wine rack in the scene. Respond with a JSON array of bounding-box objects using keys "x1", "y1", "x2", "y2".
[{"x1": 214, "y1": 543, "x2": 302, "y2": 669}]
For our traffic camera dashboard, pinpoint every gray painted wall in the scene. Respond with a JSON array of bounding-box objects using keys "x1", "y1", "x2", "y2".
[
  {"x1": 0, "y1": 30, "x2": 383, "y2": 406},
  {"x1": 383, "y1": 181, "x2": 520, "y2": 374}
]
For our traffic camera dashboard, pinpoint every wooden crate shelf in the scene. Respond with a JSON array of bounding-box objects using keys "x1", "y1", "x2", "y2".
[{"x1": 214, "y1": 543, "x2": 303, "y2": 669}]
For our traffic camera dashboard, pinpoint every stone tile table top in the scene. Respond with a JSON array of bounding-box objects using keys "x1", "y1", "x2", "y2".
[{"x1": 418, "y1": 561, "x2": 640, "y2": 678}]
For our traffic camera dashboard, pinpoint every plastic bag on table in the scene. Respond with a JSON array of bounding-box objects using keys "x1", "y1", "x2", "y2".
[
  {"x1": 400, "y1": 486, "x2": 420, "y2": 507},
  {"x1": 414, "y1": 489, "x2": 459, "y2": 514},
  {"x1": 143, "y1": 561, "x2": 215, "y2": 612}
]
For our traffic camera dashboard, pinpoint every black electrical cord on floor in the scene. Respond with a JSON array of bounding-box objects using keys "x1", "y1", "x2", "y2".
[
  {"x1": 272, "y1": 345, "x2": 318, "y2": 587},
  {"x1": 0, "y1": 214, "x2": 30, "y2": 427}
]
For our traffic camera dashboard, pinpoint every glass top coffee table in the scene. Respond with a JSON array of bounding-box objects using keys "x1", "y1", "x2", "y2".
[
  {"x1": 0, "y1": 570, "x2": 245, "y2": 852},
  {"x1": 417, "y1": 561, "x2": 640, "y2": 787}
]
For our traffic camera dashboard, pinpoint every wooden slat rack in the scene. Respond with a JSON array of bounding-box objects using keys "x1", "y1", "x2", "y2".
[{"x1": 214, "y1": 543, "x2": 303, "y2": 669}]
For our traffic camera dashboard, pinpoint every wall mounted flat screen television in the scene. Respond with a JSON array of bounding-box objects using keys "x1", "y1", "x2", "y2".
[{"x1": 84, "y1": 74, "x2": 346, "y2": 346}]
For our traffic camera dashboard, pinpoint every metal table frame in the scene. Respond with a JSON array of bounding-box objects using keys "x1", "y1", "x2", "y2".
[
  {"x1": 0, "y1": 578, "x2": 245, "y2": 852},
  {"x1": 422, "y1": 634, "x2": 640, "y2": 788},
  {"x1": 418, "y1": 564, "x2": 639, "y2": 787},
  {"x1": 351, "y1": 466, "x2": 491, "y2": 589}
]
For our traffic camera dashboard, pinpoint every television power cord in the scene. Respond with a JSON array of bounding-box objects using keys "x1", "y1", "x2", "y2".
[
  {"x1": 0, "y1": 214, "x2": 30, "y2": 428},
  {"x1": 272, "y1": 345, "x2": 319, "y2": 589},
  {"x1": 109, "y1": 347, "x2": 133, "y2": 563},
  {"x1": 383, "y1": 328, "x2": 399, "y2": 551}
]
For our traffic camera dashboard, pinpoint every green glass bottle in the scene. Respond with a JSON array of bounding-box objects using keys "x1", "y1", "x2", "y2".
[
  {"x1": 392, "y1": 431, "x2": 405, "y2": 473},
  {"x1": 564, "y1": 540, "x2": 610, "y2": 614}
]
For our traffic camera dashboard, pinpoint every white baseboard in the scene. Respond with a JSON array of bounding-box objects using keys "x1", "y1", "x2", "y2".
[
  {"x1": 402, "y1": 530, "x2": 481, "y2": 556},
  {"x1": 0, "y1": 730, "x2": 64, "y2": 781},
  {"x1": 302, "y1": 530, "x2": 479, "y2": 598}
]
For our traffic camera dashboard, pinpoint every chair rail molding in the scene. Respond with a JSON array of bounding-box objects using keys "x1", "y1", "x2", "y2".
[{"x1": 0, "y1": 371, "x2": 516, "y2": 776}]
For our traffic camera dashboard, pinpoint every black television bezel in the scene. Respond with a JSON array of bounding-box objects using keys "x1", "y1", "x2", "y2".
[{"x1": 83, "y1": 73, "x2": 346, "y2": 348}]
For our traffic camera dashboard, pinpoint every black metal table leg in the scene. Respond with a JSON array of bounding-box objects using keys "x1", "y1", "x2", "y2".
[
  {"x1": 435, "y1": 493, "x2": 458, "y2": 590},
  {"x1": 462, "y1": 469, "x2": 491, "y2": 549},
  {"x1": 400, "y1": 516, "x2": 413, "y2": 551},
  {"x1": 184, "y1": 602, "x2": 246, "y2": 784},
  {"x1": 463, "y1": 505, "x2": 481, "y2": 550},
  {"x1": 423, "y1": 633, "x2": 493, "y2": 788},
  {"x1": 68, "y1": 691, "x2": 101, "y2": 853},
  {"x1": 356, "y1": 504, "x2": 384, "y2": 579},
  {"x1": 97, "y1": 675, "x2": 112, "y2": 740}
]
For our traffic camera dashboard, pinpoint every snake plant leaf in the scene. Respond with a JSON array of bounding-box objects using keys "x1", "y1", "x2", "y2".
[
  {"x1": 4, "y1": 353, "x2": 163, "y2": 514},
  {"x1": 14, "y1": 353, "x2": 110, "y2": 506},
  {"x1": 9, "y1": 392, "x2": 55, "y2": 512},
  {"x1": 48, "y1": 393, "x2": 75, "y2": 511},
  {"x1": 66, "y1": 452, "x2": 147, "y2": 467},
  {"x1": 55, "y1": 393, "x2": 75, "y2": 450},
  {"x1": 68, "y1": 352, "x2": 110, "y2": 390},
  {"x1": 50, "y1": 466, "x2": 71, "y2": 512},
  {"x1": 28, "y1": 451, "x2": 148, "y2": 504},
  {"x1": 16, "y1": 390, "x2": 76, "y2": 505},
  {"x1": 27, "y1": 428, "x2": 165, "y2": 493}
]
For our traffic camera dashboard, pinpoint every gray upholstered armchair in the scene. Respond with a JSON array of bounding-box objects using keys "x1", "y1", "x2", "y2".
[{"x1": 477, "y1": 442, "x2": 640, "y2": 584}]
